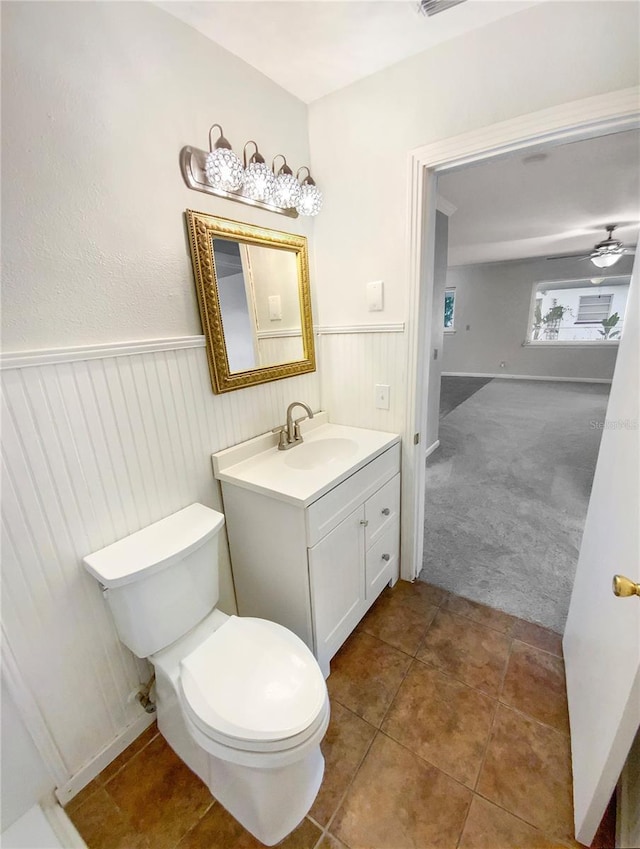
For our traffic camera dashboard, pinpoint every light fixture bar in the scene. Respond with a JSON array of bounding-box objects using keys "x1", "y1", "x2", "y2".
[{"x1": 180, "y1": 147, "x2": 299, "y2": 219}]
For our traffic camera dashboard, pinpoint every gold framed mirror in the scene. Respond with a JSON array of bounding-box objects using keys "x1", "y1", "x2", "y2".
[{"x1": 185, "y1": 210, "x2": 316, "y2": 394}]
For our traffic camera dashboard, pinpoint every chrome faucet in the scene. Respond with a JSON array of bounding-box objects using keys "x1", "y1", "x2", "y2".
[{"x1": 272, "y1": 401, "x2": 314, "y2": 450}]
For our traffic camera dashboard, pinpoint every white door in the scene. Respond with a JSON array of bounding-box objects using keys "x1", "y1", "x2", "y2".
[{"x1": 563, "y1": 249, "x2": 640, "y2": 846}]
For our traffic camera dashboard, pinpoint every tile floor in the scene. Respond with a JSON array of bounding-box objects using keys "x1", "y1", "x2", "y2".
[{"x1": 66, "y1": 582, "x2": 615, "y2": 849}]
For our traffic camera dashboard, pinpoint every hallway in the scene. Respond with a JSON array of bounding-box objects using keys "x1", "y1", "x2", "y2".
[{"x1": 420, "y1": 378, "x2": 610, "y2": 632}]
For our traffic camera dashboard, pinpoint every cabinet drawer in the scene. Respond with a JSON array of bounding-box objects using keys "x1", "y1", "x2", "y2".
[
  {"x1": 366, "y1": 519, "x2": 399, "y2": 601},
  {"x1": 365, "y1": 473, "x2": 400, "y2": 550},
  {"x1": 306, "y1": 443, "x2": 400, "y2": 546}
]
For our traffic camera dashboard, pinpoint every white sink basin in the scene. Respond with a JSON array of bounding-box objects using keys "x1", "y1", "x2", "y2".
[
  {"x1": 284, "y1": 437, "x2": 359, "y2": 470},
  {"x1": 212, "y1": 413, "x2": 400, "y2": 506}
]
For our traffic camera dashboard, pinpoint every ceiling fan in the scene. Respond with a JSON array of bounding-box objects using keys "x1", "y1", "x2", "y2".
[{"x1": 548, "y1": 224, "x2": 636, "y2": 268}]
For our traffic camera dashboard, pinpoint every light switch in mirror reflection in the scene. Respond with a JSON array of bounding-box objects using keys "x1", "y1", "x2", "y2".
[
  {"x1": 212, "y1": 238, "x2": 304, "y2": 373},
  {"x1": 185, "y1": 210, "x2": 315, "y2": 394}
]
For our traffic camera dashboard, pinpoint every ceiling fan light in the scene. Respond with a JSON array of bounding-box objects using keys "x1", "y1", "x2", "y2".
[{"x1": 590, "y1": 252, "x2": 622, "y2": 268}]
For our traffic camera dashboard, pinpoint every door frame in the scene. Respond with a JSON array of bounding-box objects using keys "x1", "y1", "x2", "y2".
[{"x1": 401, "y1": 86, "x2": 640, "y2": 581}]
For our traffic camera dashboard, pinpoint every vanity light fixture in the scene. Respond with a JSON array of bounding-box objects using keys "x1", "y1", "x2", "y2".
[
  {"x1": 204, "y1": 124, "x2": 244, "y2": 192},
  {"x1": 272, "y1": 155, "x2": 302, "y2": 209},
  {"x1": 242, "y1": 141, "x2": 277, "y2": 203},
  {"x1": 180, "y1": 124, "x2": 323, "y2": 218},
  {"x1": 296, "y1": 167, "x2": 323, "y2": 217}
]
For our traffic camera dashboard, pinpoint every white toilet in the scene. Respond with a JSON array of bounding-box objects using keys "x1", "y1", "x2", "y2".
[{"x1": 83, "y1": 503, "x2": 329, "y2": 846}]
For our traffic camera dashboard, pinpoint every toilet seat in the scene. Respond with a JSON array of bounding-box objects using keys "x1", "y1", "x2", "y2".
[{"x1": 179, "y1": 616, "x2": 328, "y2": 754}]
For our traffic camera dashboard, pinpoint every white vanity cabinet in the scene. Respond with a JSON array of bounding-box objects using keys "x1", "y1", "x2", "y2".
[{"x1": 219, "y1": 440, "x2": 400, "y2": 676}]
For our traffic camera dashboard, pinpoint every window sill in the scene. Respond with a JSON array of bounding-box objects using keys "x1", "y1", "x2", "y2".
[
  {"x1": 444, "y1": 328, "x2": 456, "y2": 334},
  {"x1": 524, "y1": 340, "x2": 620, "y2": 348}
]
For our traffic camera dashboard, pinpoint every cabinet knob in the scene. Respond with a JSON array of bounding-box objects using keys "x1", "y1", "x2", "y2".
[
  {"x1": 360, "y1": 519, "x2": 369, "y2": 527},
  {"x1": 381, "y1": 553, "x2": 391, "y2": 561},
  {"x1": 381, "y1": 507, "x2": 391, "y2": 516}
]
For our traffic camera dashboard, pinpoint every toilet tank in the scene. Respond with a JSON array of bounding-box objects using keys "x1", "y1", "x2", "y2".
[{"x1": 83, "y1": 504, "x2": 225, "y2": 658}]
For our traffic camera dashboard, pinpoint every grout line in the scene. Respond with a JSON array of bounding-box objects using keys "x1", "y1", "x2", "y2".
[
  {"x1": 173, "y1": 800, "x2": 217, "y2": 849},
  {"x1": 471, "y1": 788, "x2": 580, "y2": 848},
  {"x1": 411, "y1": 653, "x2": 504, "y2": 703},
  {"x1": 510, "y1": 635, "x2": 564, "y2": 660},
  {"x1": 376, "y1": 729, "x2": 475, "y2": 796},
  {"x1": 495, "y1": 700, "x2": 572, "y2": 738},
  {"x1": 101, "y1": 727, "x2": 160, "y2": 787},
  {"x1": 472, "y1": 634, "x2": 514, "y2": 795},
  {"x1": 321, "y1": 723, "x2": 379, "y2": 841}
]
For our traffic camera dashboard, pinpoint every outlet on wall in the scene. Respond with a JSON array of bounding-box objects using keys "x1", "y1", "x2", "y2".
[{"x1": 499, "y1": 361, "x2": 506, "y2": 368}]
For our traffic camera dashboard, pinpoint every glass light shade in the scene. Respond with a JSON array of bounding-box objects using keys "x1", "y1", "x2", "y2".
[
  {"x1": 590, "y1": 252, "x2": 622, "y2": 268},
  {"x1": 273, "y1": 172, "x2": 302, "y2": 209},
  {"x1": 242, "y1": 162, "x2": 276, "y2": 202},
  {"x1": 205, "y1": 148, "x2": 244, "y2": 192},
  {"x1": 296, "y1": 183, "x2": 323, "y2": 217}
]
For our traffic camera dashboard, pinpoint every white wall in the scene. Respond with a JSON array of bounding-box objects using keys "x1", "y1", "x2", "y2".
[
  {"x1": 308, "y1": 1, "x2": 639, "y2": 424},
  {"x1": 1, "y1": 1, "x2": 313, "y2": 351},
  {"x1": 1, "y1": 0, "x2": 319, "y2": 798},
  {"x1": 425, "y1": 210, "x2": 449, "y2": 447},
  {"x1": 441, "y1": 256, "x2": 633, "y2": 380},
  {"x1": 1, "y1": 678, "x2": 55, "y2": 830}
]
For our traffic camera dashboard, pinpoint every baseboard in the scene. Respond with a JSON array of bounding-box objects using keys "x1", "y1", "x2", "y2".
[
  {"x1": 41, "y1": 796, "x2": 88, "y2": 847},
  {"x1": 425, "y1": 440, "x2": 440, "y2": 459},
  {"x1": 441, "y1": 372, "x2": 612, "y2": 384},
  {"x1": 54, "y1": 712, "x2": 156, "y2": 805}
]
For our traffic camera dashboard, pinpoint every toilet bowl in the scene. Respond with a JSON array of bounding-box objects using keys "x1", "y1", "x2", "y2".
[{"x1": 83, "y1": 503, "x2": 328, "y2": 846}]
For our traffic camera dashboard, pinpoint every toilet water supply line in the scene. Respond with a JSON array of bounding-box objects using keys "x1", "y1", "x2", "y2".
[{"x1": 136, "y1": 673, "x2": 156, "y2": 714}]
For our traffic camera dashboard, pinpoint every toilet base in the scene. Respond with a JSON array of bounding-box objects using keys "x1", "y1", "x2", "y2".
[
  {"x1": 207, "y1": 746, "x2": 324, "y2": 846},
  {"x1": 153, "y1": 655, "x2": 327, "y2": 846}
]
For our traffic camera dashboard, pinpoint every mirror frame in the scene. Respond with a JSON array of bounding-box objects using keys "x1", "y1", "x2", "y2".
[{"x1": 185, "y1": 210, "x2": 316, "y2": 394}]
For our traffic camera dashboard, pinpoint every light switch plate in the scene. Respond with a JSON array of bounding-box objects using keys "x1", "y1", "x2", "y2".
[
  {"x1": 375, "y1": 384, "x2": 390, "y2": 410},
  {"x1": 367, "y1": 280, "x2": 384, "y2": 311},
  {"x1": 268, "y1": 295, "x2": 282, "y2": 321}
]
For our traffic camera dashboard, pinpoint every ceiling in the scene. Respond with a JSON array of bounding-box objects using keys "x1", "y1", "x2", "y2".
[
  {"x1": 438, "y1": 129, "x2": 640, "y2": 266},
  {"x1": 157, "y1": 0, "x2": 537, "y2": 103}
]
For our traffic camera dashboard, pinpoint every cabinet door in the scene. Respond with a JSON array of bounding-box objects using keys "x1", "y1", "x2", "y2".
[{"x1": 308, "y1": 506, "x2": 365, "y2": 675}]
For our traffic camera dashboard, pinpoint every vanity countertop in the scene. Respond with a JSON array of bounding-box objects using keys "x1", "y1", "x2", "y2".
[{"x1": 212, "y1": 413, "x2": 400, "y2": 507}]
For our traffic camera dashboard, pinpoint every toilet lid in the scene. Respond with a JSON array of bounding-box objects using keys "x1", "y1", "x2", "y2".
[{"x1": 179, "y1": 616, "x2": 327, "y2": 744}]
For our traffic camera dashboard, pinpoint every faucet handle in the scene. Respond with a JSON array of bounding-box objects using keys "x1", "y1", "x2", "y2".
[{"x1": 272, "y1": 425, "x2": 288, "y2": 450}]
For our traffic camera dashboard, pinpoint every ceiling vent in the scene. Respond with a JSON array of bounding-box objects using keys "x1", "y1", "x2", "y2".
[{"x1": 418, "y1": 0, "x2": 468, "y2": 16}]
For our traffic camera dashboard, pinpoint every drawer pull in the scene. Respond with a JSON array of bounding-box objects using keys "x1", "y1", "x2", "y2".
[
  {"x1": 381, "y1": 553, "x2": 391, "y2": 561},
  {"x1": 381, "y1": 507, "x2": 391, "y2": 516},
  {"x1": 360, "y1": 519, "x2": 369, "y2": 527}
]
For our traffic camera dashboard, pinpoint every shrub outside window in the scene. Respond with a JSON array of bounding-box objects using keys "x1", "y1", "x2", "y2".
[
  {"x1": 444, "y1": 288, "x2": 455, "y2": 330},
  {"x1": 528, "y1": 277, "x2": 629, "y2": 342}
]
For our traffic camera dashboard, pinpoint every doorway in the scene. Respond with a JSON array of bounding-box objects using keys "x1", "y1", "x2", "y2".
[
  {"x1": 417, "y1": 129, "x2": 637, "y2": 632},
  {"x1": 400, "y1": 87, "x2": 639, "y2": 587}
]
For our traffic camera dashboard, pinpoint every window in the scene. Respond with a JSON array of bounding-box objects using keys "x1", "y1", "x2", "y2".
[
  {"x1": 528, "y1": 277, "x2": 629, "y2": 343},
  {"x1": 444, "y1": 288, "x2": 455, "y2": 330},
  {"x1": 576, "y1": 294, "x2": 612, "y2": 323}
]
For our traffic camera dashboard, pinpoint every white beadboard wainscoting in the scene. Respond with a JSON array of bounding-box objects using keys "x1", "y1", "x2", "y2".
[
  {"x1": 317, "y1": 325, "x2": 407, "y2": 435},
  {"x1": 0, "y1": 336, "x2": 320, "y2": 800}
]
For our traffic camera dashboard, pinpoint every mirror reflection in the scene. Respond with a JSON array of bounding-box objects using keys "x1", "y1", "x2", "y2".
[
  {"x1": 185, "y1": 210, "x2": 315, "y2": 394},
  {"x1": 212, "y1": 238, "x2": 303, "y2": 373}
]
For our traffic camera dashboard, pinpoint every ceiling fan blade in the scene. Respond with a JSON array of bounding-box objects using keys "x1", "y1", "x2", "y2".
[{"x1": 546, "y1": 254, "x2": 591, "y2": 261}]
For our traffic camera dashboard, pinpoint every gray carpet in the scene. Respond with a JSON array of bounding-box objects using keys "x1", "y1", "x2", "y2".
[
  {"x1": 419, "y1": 379, "x2": 610, "y2": 633},
  {"x1": 439, "y1": 376, "x2": 494, "y2": 418}
]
